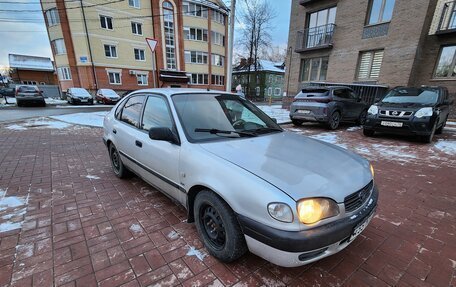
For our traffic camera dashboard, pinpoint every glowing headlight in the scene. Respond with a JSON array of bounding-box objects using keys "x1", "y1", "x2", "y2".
[
  {"x1": 415, "y1": 107, "x2": 433, "y2": 118},
  {"x1": 297, "y1": 198, "x2": 339, "y2": 225},
  {"x1": 268, "y1": 203, "x2": 293, "y2": 223},
  {"x1": 370, "y1": 164, "x2": 375, "y2": 178},
  {"x1": 367, "y1": 105, "x2": 378, "y2": 115}
]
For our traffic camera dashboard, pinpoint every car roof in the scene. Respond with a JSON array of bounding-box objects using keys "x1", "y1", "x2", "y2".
[
  {"x1": 129, "y1": 88, "x2": 236, "y2": 98},
  {"x1": 302, "y1": 86, "x2": 350, "y2": 91}
]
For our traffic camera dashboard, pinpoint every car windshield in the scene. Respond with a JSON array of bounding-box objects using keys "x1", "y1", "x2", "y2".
[
  {"x1": 71, "y1": 88, "x2": 90, "y2": 96},
  {"x1": 18, "y1": 86, "x2": 38, "y2": 92},
  {"x1": 381, "y1": 88, "x2": 439, "y2": 105},
  {"x1": 172, "y1": 93, "x2": 282, "y2": 142},
  {"x1": 101, "y1": 89, "x2": 118, "y2": 96}
]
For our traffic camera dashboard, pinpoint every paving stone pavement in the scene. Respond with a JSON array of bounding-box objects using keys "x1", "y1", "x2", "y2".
[{"x1": 0, "y1": 120, "x2": 455, "y2": 287}]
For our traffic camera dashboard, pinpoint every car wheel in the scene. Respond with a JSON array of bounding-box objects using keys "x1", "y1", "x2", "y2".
[
  {"x1": 328, "y1": 111, "x2": 341, "y2": 130},
  {"x1": 357, "y1": 110, "x2": 367, "y2": 125},
  {"x1": 363, "y1": 128, "x2": 375, "y2": 137},
  {"x1": 194, "y1": 190, "x2": 247, "y2": 263},
  {"x1": 109, "y1": 144, "x2": 131, "y2": 178},
  {"x1": 421, "y1": 122, "x2": 437, "y2": 143},
  {"x1": 16, "y1": 100, "x2": 22, "y2": 107},
  {"x1": 436, "y1": 117, "x2": 447, "y2": 134},
  {"x1": 41, "y1": 101, "x2": 46, "y2": 107},
  {"x1": 292, "y1": 119, "x2": 303, "y2": 126}
]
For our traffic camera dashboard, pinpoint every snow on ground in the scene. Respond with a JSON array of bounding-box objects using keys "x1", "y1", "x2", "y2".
[
  {"x1": 50, "y1": 111, "x2": 108, "y2": 127},
  {"x1": 55, "y1": 104, "x2": 110, "y2": 109},
  {"x1": 5, "y1": 118, "x2": 71, "y2": 130},
  {"x1": 346, "y1": 126, "x2": 362, "y2": 132},
  {"x1": 257, "y1": 104, "x2": 290, "y2": 124},
  {"x1": 0, "y1": 188, "x2": 28, "y2": 233},
  {"x1": 434, "y1": 140, "x2": 456, "y2": 155},
  {"x1": 0, "y1": 97, "x2": 67, "y2": 106},
  {"x1": 186, "y1": 245, "x2": 207, "y2": 261}
]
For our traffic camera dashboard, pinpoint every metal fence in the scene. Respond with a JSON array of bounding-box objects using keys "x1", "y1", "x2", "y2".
[{"x1": 295, "y1": 24, "x2": 335, "y2": 52}]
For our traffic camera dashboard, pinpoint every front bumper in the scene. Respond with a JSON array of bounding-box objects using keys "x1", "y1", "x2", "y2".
[
  {"x1": 364, "y1": 116, "x2": 435, "y2": 136},
  {"x1": 71, "y1": 98, "x2": 93, "y2": 105},
  {"x1": 238, "y1": 186, "x2": 378, "y2": 267}
]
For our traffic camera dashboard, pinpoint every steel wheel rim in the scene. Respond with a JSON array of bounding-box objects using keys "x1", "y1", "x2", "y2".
[
  {"x1": 200, "y1": 204, "x2": 226, "y2": 250},
  {"x1": 111, "y1": 149, "x2": 120, "y2": 173}
]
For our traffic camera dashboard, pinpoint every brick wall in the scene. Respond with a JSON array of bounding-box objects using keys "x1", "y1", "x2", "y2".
[{"x1": 10, "y1": 70, "x2": 57, "y2": 85}]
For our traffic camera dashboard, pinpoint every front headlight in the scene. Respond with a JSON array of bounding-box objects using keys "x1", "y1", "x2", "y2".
[
  {"x1": 415, "y1": 107, "x2": 433, "y2": 118},
  {"x1": 297, "y1": 198, "x2": 339, "y2": 225},
  {"x1": 367, "y1": 105, "x2": 378, "y2": 115},
  {"x1": 268, "y1": 203, "x2": 293, "y2": 223}
]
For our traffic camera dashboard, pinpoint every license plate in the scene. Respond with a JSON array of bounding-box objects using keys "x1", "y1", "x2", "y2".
[
  {"x1": 350, "y1": 211, "x2": 374, "y2": 242},
  {"x1": 80, "y1": 99, "x2": 88, "y2": 102},
  {"x1": 381, "y1": 121, "x2": 403, "y2": 127},
  {"x1": 297, "y1": 110, "x2": 311, "y2": 114}
]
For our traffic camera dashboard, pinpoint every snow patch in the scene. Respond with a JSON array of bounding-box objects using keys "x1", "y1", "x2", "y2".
[
  {"x1": 5, "y1": 124, "x2": 27, "y2": 131},
  {"x1": 257, "y1": 105, "x2": 291, "y2": 124},
  {"x1": 129, "y1": 224, "x2": 142, "y2": 233},
  {"x1": 50, "y1": 111, "x2": 108, "y2": 127},
  {"x1": 309, "y1": 132, "x2": 338, "y2": 144},
  {"x1": 0, "y1": 222, "x2": 22, "y2": 233},
  {"x1": 434, "y1": 140, "x2": 456, "y2": 155},
  {"x1": 347, "y1": 126, "x2": 362, "y2": 132},
  {"x1": 85, "y1": 175, "x2": 100, "y2": 180},
  {"x1": 186, "y1": 246, "x2": 207, "y2": 261},
  {"x1": 450, "y1": 259, "x2": 456, "y2": 269},
  {"x1": 6, "y1": 118, "x2": 71, "y2": 130},
  {"x1": 428, "y1": 210, "x2": 445, "y2": 219},
  {"x1": 167, "y1": 230, "x2": 179, "y2": 240}
]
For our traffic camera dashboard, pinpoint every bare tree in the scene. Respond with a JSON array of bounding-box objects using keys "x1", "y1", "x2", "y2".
[
  {"x1": 236, "y1": 0, "x2": 276, "y2": 97},
  {"x1": 262, "y1": 45, "x2": 287, "y2": 63}
]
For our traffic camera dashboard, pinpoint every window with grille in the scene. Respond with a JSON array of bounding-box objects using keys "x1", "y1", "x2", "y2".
[{"x1": 357, "y1": 50, "x2": 384, "y2": 80}]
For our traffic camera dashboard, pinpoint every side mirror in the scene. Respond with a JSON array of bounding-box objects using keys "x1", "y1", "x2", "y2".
[{"x1": 149, "y1": 127, "x2": 179, "y2": 145}]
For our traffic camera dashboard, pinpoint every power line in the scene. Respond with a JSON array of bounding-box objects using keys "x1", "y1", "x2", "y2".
[
  {"x1": 0, "y1": 0, "x2": 80, "y2": 3},
  {"x1": 0, "y1": 0, "x2": 125, "y2": 12}
]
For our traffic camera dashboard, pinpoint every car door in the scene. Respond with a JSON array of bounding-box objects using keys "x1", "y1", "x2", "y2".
[
  {"x1": 134, "y1": 94, "x2": 183, "y2": 203},
  {"x1": 112, "y1": 95, "x2": 146, "y2": 175},
  {"x1": 349, "y1": 89, "x2": 366, "y2": 117},
  {"x1": 332, "y1": 88, "x2": 353, "y2": 119}
]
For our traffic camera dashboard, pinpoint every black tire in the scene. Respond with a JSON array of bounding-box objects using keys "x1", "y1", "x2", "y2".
[
  {"x1": 421, "y1": 121, "x2": 437, "y2": 143},
  {"x1": 16, "y1": 100, "x2": 22, "y2": 107},
  {"x1": 357, "y1": 110, "x2": 367, "y2": 125},
  {"x1": 41, "y1": 101, "x2": 46, "y2": 107},
  {"x1": 194, "y1": 190, "x2": 247, "y2": 263},
  {"x1": 328, "y1": 111, "x2": 341, "y2": 130},
  {"x1": 292, "y1": 119, "x2": 303, "y2": 126},
  {"x1": 436, "y1": 117, "x2": 447, "y2": 134},
  {"x1": 363, "y1": 128, "x2": 375, "y2": 137},
  {"x1": 109, "y1": 144, "x2": 131, "y2": 178}
]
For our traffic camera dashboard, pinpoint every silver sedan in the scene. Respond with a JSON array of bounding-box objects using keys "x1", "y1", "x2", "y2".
[{"x1": 102, "y1": 89, "x2": 377, "y2": 267}]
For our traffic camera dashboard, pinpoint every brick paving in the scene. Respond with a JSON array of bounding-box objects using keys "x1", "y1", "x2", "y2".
[{"x1": 0, "y1": 120, "x2": 455, "y2": 287}]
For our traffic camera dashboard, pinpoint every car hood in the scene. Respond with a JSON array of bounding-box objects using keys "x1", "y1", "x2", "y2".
[{"x1": 199, "y1": 132, "x2": 372, "y2": 202}]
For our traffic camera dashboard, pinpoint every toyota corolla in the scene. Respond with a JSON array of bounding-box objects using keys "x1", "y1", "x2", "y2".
[{"x1": 102, "y1": 89, "x2": 378, "y2": 267}]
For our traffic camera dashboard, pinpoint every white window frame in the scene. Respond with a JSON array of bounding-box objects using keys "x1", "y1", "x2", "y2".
[
  {"x1": 211, "y1": 31, "x2": 225, "y2": 46},
  {"x1": 57, "y1": 67, "x2": 72, "y2": 80},
  {"x1": 184, "y1": 27, "x2": 208, "y2": 42},
  {"x1": 189, "y1": 73, "x2": 209, "y2": 85},
  {"x1": 268, "y1": 87, "x2": 272, "y2": 96},
  {"x1": 211, "y1": 54, "x2": 224, "y2": 67},
  {"x1": 183, "y1": 1, "x2": 208, "y2": 18},
  {"x1": 134, "y1": 48, "x2": 146, "y2": 61},
  {"x1": 211, "y1": 74, "x2": 225, "y2": 86},
  {"x1": 274, "y1": 88, "x2": 281, "y2": 96},
  {"x1": 136, "y1": 74, "x2": 148, "y2": 86},
  {"x1": 128, "y1": 0, "x2": 140, "y2": 8},
  {"x1": 184, "y1": 50, "x2": 208, "y2": 64},
  {"x1": 212, "y1": 10, "x2": 225, "y2": 25},
  {"x1": 46, "y1": 8, "x2": 60, "y2": 26},
  {"x1": 108, "y1": 71, "x2": 122, "y2": 85},
  {"x1": 52, "y1": 38, "x2": 66, "y2": 55},
  {"x1": 256, "y1": 86, "x2": 260, "y2": 96},
  {"x1": 100, "y1": 15, "x2": 113, "y2": 30},
  {"x1": 104, "y1": 44, "x2": 117, "y2": 58},
  {"x1": 131, "y1": 22, "x2": 143, "y2": 35}
]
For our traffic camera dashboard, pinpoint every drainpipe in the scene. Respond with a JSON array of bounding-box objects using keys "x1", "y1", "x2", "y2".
[
  {"x1": 285, "y1": 46, "x2": 293, "y2": 108},
  {"x1": 80, "y1": 0, "x2": 98, "y2": 90}
]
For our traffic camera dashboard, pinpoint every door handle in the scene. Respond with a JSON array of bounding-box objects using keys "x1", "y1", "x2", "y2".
[
  {"x1": 113, "y1": 129, "x2": 117, "y2": 134},
  {"x1": 135, "y1": 140, "x2": 142, "y2": 148}
]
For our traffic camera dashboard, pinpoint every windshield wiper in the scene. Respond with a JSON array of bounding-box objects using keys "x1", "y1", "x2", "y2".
[
  {"x1": 194, "y1": 128, "x2": 257, "y2": 137},
  {"x1": 249, "y1": 127, "x2": 283, "y2": 134}
]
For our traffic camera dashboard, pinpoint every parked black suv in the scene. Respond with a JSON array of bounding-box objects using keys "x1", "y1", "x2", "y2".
[
  {"x1": 289, "y1": 86, "x2": 369, "y2": 130},
  {"x1": 363, "y1": 86, "x2": 453, "y2": 143}
]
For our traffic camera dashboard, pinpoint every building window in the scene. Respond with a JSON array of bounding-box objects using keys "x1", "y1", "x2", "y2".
[
  {"x1": 46, "y1": 8, "x2": 60, "y2": 26},
  {"x1": 367, "y1": 0, "x2": 395, "y2": 25},
  {"x1": 183, "y1": 1, "x2": 208, "y2": 18},
  {"x1": 128, "y1": 0, "x2": 140, "y2": 8},
  {"x1": 104, "y1": 44, "x2": 117, "y2": 58},
  {"x1": 137, "y1": 74, "x2": 148, "y2": 85},
  {"x1": 357, "y1": 50, "x2": 384, "y2": 80},
  {"x1": 184, "y1": 27, "x2": 208, "y2": 41},
  {"x1": 268, "y1": 87, "x2": 272, "y2": 96},
  {"x1": 211, "y1": 31, "x2": 225, "y2": 46},
  {"x1": 134, "y1": 48, "x2": 146, "y2": 61},
  {"x1": 190, "y1": 73, "x2": 209, "y2": 85},
  {"x1": 306, "y1": 7, "x2": 336, "y2": 48},
  {"x1": 22, "y1": 81, "x2": 37, "y2": 85},
  {"x1": 100, "y1": 15, "x2": 113, "y2": 30},
  {"x1": 52, "y1": 38, "x2": 66, "y2": 55},
  {"x1": 211, "y1": 54, "x2": 224, "y2": 66},
  {"x1": 274, "y1": 88, "x2": 281, "y2": 96},
  {"x1": 184, "y1": 51, "x2": 208, "y2": 64},
  {"x1": 299, "y1": 57, "x2": 329, "y2": 82},
  {"x1": 211, "y1": 75, "x2": 225, "y2": 86},
  {"x1": 57, "y1": 67, "x2": 71, "y2": 80},
  {"x1": 163, "y1": 1, "x2": 177, "y2": 70},
  {"x1": 256, "y1": 87, "x2": 260, "y2": 96},
  {"x1": 434, "y1": 46, "x2": 456, "y2": 78},
  {"x1": 131, "y1": 22, "x2": 143, "y2": 35},
  {"x1": 108, "y1": 71, "x2": 121, "y2": 84},
  {"x1": 212, "y1": 10, "x2": 225, "y2": 25}
]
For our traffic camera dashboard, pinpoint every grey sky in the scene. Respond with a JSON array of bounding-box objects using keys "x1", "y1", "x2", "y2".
[{"x1": 0, "y1": 0, "x2": 291, "y2": 67}]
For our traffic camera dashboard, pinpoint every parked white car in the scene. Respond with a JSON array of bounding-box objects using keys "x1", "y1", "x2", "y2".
[
  {"x1": 66, "y1": 88, "x2": 93, "y2": 105},
  {"x1": 102, "y1": 89, "x2": 377, "y2": 267}
]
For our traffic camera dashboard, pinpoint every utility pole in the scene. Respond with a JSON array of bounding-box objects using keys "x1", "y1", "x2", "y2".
[
  {"x1": 226, "y1": 0, "x2": 236, "y2": 92},
  {"x1": 80, "y1": 0, "x2": 98, "y2": 90}
]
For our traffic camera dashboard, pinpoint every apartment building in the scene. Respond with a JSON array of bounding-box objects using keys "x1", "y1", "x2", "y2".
[
  {"x1": 40, "y1": 0, "x2": 228, "y2": 93},
  {"x1": 285, "y1": 0, "x2": 456, "y2": 109}
]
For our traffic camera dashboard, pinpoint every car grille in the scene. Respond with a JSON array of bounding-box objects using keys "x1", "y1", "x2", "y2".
[
  {"x1": 344, "y1": 181, "x2": 373, "y2": 213},
  {"x1": 379, "y1": 110, "x2": 413, "y2": 118}
]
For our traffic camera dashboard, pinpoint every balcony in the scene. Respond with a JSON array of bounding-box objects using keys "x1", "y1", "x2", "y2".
[
  {"x1": 299, "y1": 0, "x2": 318, "y2": 5},
  {"x1": 436, "y1": 0, "x2": 456, "y2": 35},
  {"x1": 295, "y1": 24, "x2": 335, "y2": 53}
]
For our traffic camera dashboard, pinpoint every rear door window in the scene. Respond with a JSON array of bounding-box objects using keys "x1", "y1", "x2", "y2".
[
  {"x1": 120, "y1": 95, "x2": 145, "y2": 127},
  {"x1": 333, "y1": 88, "x2": 350, "y2": 99}
]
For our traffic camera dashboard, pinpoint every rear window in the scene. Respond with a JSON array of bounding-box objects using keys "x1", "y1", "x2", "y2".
[
  {"x1": 17, "y1": 86, "x2": 38, "y2": 92},
  {"x1": 297, "y1": 89, "x2": 329, "y2": 98}
]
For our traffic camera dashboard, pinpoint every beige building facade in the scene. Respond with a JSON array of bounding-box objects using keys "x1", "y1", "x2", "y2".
[{"x1": 40, "y1": 0, "x2": 228, "y2": 93}]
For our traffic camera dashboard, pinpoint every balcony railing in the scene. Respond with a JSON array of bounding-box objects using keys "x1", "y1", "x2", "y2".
[
  {"x1": 295, "y1": 24, "x2": 335, "y2": 53},
  {"x1": 437, "y1": 0, "x2": 456, "y2": 34}
]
